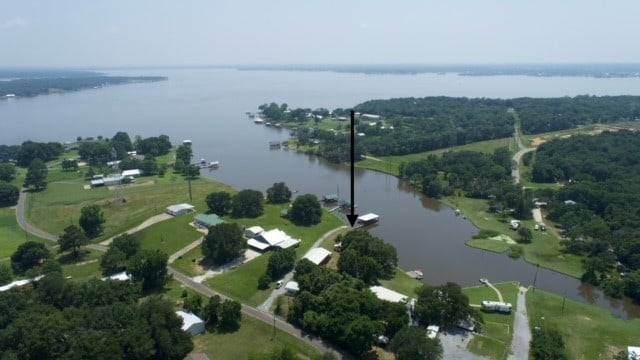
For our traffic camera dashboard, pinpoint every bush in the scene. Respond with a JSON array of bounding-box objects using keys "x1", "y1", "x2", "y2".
[{"x1": 258, "y1": 274, "x2": 272, "y2": 290}]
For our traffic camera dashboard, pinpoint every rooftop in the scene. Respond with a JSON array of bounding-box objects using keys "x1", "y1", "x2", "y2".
[
  {"x1": 369, "y1": 285, "x2": 408, "y2": 303},
  {"x1": 176, "y1": 311, "x2": 204, "y2": 331},
  {"x1": 303, "y1": 247, "x2": 332, "y2": 265},
  {"x1": 358, "y1": 213, "x2": 380, "y2": 222}
]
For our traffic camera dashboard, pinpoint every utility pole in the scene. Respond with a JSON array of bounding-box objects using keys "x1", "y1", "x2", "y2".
[{"x1": 532, "y1": 263, "x2": 539, "y2": 292}]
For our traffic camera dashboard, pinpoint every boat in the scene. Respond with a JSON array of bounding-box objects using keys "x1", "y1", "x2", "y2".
[
  {"x1": 254, "y1": 117, "x2": 264, "y2": 124},
  {"x1": 265, "y1": 122, "x2": 272, "y2": 126},
  {"x1": 407, "y1": 269, "x2": 424, "y2": 280},
  {"x1": 208, "y1": 161, "x2": 219, "y2": 168},
  {"x1": 274, "y1": 123, "x2": 282, "y2": 127},
  {"x1": 479, "y1": 278, "x2": 488, "y2": 284}
]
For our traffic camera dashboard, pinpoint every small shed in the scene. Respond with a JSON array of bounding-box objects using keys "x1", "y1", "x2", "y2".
[
  {"x1": 285, "y1": 281, "x2": 300, "y2": 295},
  {"x1": 176, "y1": 311, "x2": 205, "y2": 336},
  {"x1": 245, "y1": 226, "x2": 264, "y2": 238},
  {"x1": 166, "y1": 203, "x2": 195, "y2": 217},
  {"x1": 303, "y1": 247, "x2": 332, "y2": 266},
  {"x1": 322, "y1": 193, "x2": 338, "y2": 203},
  {"x1": 194, "y1": 214, "x2": 224, "y2": 229}
]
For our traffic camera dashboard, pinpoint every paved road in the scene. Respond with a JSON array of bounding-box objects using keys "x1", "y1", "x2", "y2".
[
  {"x1": 511, "y1": 124, "x2": 536, "y2": 185},
  {"x1": 508, "y1": 287, "x2": 531, "y2": 360}
]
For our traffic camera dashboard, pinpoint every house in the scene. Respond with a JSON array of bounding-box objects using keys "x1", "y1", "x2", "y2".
[
  {"x1": 481, "y1": 301, "x2": 512, "y2": 313},
  {"x1": 103, "y1": 174, "x2": 124, "y2": 186},
  {"x1": 194, "y1": 214, "x2": 224, "y2": 229},
  {"x1": 427, "y1": 325, "x2": 440, "y2": 339},
  {"x1": 284, "y1": 281, "x2": 300, "y2": 295},
  {"x1": 90, "y1": 178, "x2": 105, "y2": 188},
  {"x1": 166, "y1": 203, "x2": 195, "y2": 217},
  {"x1": 244, "y1": 226, "x2": 264, "y2": 238},
  {"x1": 357, "y1": 213, "x2": 380, "y2": 225},
  {"x1": 303, "y1": 247, "x2": 332, "y2": 266},
  {"x1": 369, "y1": 286, "x2": 409, "y2": 304},
  {"x1": 247, "y1": 229, "x2": 300, "y2": 251},
  {"x1": 628, "y1": 346, "x2": 640, "y2": 360},
  {"x1": 564, "y1": 200, "x2": 577, "y2": 205},
  {"x1": 101, "y1": 271, "x2": 132, "y2": 281},
  {"x1": 176, "y1": 311, "x2": 205, "y2": 336},
  {"x1": 106, "y1": 160, "x2": 121, "y2": 168},
  {"x1": 510, "y1": 219, "x2": 521, "y2": 230},
  {"x1": 362, "y1": 114, "x2": 381, "y2": 120},
  {"x1": 0, "y1": 275, "x2": 44, "y2": 293},
  {"x1": 122, "y1": 169, "x2": 142, "y2": 178}
]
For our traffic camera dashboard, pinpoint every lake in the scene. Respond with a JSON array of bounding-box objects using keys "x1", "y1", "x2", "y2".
[{"x1": 2, "y1": 67, "x2": 640, "y2": 318}]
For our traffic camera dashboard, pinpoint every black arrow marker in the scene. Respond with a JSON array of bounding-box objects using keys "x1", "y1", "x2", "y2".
[{"x1": 346, "y1": 109, "x2": 359, "y2": 227}]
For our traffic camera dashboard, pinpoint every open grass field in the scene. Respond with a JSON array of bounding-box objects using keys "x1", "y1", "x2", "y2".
[
  {"x1": 25, "y1": 173, "x2": 234, "y2": 241},
  {"x1": 464, "y1": 282, "x2": 519, "y2": 360},
  {"x1": 466, "y1": 238, "x2": 511, "y2": 253},
  {"x1": 0, "y1": 207, "x2": 49, "y2": 259},
  {"x1": 527, "y1": 288, "x2": 640, "y2": 359},
  {"x1": 378, "y1": 269, "x2": 423, "y2": 297},
  {"x1": 205, "y1": 254, "x2": 272, "y2": 307},
  {"x1": 443, "y1": 196, "x2": 584, "y2": 278},
  {"x1": 192, "y1": 315, "x2": 323, "y2": 360},
  {"x1": 136, "y1": 214, "x2": 202, "y2": 256}
]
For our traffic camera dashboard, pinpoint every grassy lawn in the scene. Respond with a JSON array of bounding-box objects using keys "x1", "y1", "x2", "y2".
[
  {"x1": 59, "y1": 249, "x2": 104, "y2": 281},
  {"x1": 442, "y1": 196, "x2": 584, "y2": 278},
  {"x1": 466, "y1": 239, "x2": 511, "y2": 253},
  {"x1": 464, "y1": 282, "x2": 519, "y2": 360},
  {"x1": 25, "y1": 173, "x2": 234, "y2": 241},
  {"x1": 379, "y1": 269, "x2": 423, "y2": 298},
  {"x1": 170, "y1": 245, "x2": 205, "y2": 277},
  {"x1": 136, "y1": 214, "x2": 202, "y2": 256},
  {"x1": 0, "y1": 207, "x2": 51, "y2": 259},
  {"x1": 205, "y1": 254, "x2": 271, "y2": 307},
  {"x1": 527, "y1": 289, "x2": 640, "y2": 359},
  {"x1": 192, "y1": 315, "x2": 322, "y2": 360},
  {"x1": 162, "y1": 278, "x2": 201, "y2": 307}
]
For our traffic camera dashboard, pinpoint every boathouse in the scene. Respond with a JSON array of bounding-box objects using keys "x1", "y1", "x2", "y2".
[
  {"x1": 322, "y1": 193, "x2": 339, "y2": 203},
  {"x1": 357, "y1": 213, "x2": 380, "y2": 225},
  {"x1": 166, "y1": 203, "x2": 195, "y2": 217}
]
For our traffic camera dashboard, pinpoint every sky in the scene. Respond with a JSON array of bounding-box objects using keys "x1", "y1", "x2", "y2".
[{"x1": 1, "y1": 0, "x2": 639, "y2": 67}]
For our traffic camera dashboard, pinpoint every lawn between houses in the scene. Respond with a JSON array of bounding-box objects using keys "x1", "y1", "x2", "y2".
[{"x1": 24, "y1": 171, "x2": 234, "y2": 242}]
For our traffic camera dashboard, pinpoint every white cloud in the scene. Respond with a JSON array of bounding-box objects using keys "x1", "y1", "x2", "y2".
[{"x1": 2, "y1": 17, "x2": 28, "y2": 30}]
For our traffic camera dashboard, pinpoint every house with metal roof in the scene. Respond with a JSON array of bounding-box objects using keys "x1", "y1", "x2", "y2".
[
  {"x1": 194, "y1": 214, "x2": 224, "y2": 229},
  {"x1": 303, "y1": 247, "x2": 332, "y2": 266},
  {"x1": 176, "y1": 311, "x2": 205, "y2": 336},
  {"x1": 166, "y1": 203, "x2": 195, "y2": 217}
]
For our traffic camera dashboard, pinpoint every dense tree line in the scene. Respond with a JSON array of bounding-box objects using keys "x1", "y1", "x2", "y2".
[
  {"x1": 288, "y1": 259, "x2": 408, "y2": 356},
  {"x1": 0, "y1": 275, "x2": 192, "y2": 360},
  {"x1": 0, "y1": 145, "x2": 20, "y2": 163},
  {"x1": 15, "y1": 141, "x2": 63, "y2": 166},
  {"x1": 530, "y1": 131, "x2": 640, "y2": 302},
  {"x1": 336, "y1": 231, "x2": 398, "y2": 284},
  {"x1": 0, "y1": 75, "x2": 167, "y2": 97}
]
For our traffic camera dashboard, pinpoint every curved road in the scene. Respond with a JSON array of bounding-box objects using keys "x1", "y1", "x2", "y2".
[
  {"x1": 16, "y1": 189, "x2": 343, "y2": 357},
  {"x1": 511, "y1": 124, "x2": 536, "y2": 184}
]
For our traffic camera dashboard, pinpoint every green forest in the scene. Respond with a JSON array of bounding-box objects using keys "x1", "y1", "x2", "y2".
[{"x1": 260, "y1": 96, "x2": 640, "y2": 163}]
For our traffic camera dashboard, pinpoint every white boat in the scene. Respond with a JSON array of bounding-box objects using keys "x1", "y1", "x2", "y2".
[
  {"x1": 407, "y1": 269, "x2": 424, "y2": 279},
  {"x1": 254, "y1": 117, "x2": 264, "y2": 124}
]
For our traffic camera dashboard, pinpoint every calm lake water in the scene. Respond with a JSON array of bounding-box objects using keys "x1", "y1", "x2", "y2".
[{"x1": 3, "y1": 68, "x2": 640, "y2": 318}]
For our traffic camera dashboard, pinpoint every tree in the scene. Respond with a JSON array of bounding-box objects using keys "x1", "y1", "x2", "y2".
[
  {"x1": 202, "y1": 223, "x2": 246, "y2": 264},
  {"x1": 0, "y1": 181, "x2": 19, "y2": 207},
  {"x1": 61, "y1": 159, "x2": 78, "y2": 171},
  {"x1": 23, "y1": 158, "x2": 48, "y2": 191},
  {"x1": 175, "y1": 145, "x2": 193, "y2": 168},
  {"x1": 127, "y1": 249, "x2": 169, "y2": 291},
  {"x1": 342, "y1": 315, "x2": 383, "y2": 356},
  {"x1": 336, "y1": 231, "x2": 398, "y2": 283},
  {"x1": 100, "y1": 247, "x2": 127, "y2": 275},
  {"x1": 0, "y1": 163, "x2": 16, "y2": 182},
  {"x1": 414, "y1": 282, "x2": 473, "y2": 329},
  {"x1": 0, "y1": 263, "x2": 13, "y2": 286},
  {"x1": 183, "y1": 294, "x2": 203, "y2": 316},
  {"x1": 517, "y1": 227, "x2": 533, "y2": 244},
  {"x1": 184, "y1": 164, "x2": 200, "y2": 179},
  {"x1": 10, "y1": 241, "x2": 50, "y2": 274},
  {"x1": 206, "y1": 191, "x2": 232, "y2": 215},
  {"x1": 231, "y1": 189, "x2": 264, "y2": 218},
  {"x1": 218, "y1": 299, "x2": 242, "y2": 332},
  {"x1": 202, "y1": 295, "x2": 222, "y2": 326},
  {"x1": 290, "y1": 194, "x2": 322, "y2": 226},
  {"x1": 389, "y1": 327, "x2": 443, "y2": 360},
  {"x1": 266, "y1": 248, "x2": 296, "y2": 280},
  {"x1": 530, "y1": 326, "x2": 568, "y2": 360},
  {"x1": 266, "y1": 182, "x2": 292, "y2": 204},
  {"x1": 111, "y1": 233, "x2": 141, "y2": 258},
  {"x1": 79, "y1": 204, "x2": 105, "y2": 238},
  {"x1": 58, "y1": 225, "x2": 88, "y2": 258}
]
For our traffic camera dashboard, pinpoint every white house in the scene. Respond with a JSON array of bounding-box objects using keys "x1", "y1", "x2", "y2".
[
  {"x1": 629, "y1": 346, "x2": 640, "y2": 360},
  {"x1": 247, "y1": 229, "x2": 300, "y2": 251},
  {"x1": 176, "y1": 311, "x2": 205, "y2": 336},
  {"x1": 303, "y1": 247, "x2": 332, "y2": 266},
  {"x1": 369, "y1": 285, "x2": 409, "y2": 303},
  {"x1": 122, "y1": 169, "x2": 142, "y2": 178},
  {"x1": 284, "y1": 281, "x2": 300, "y2": 296},
  {"x1": 244, "y1": 226, "x2": 264, "y2": 238},
  {"x1": 166, "y1": 203, "x2": 195, "y2": 217},
  {"x1": 101, "y1": 271, "x2": 132, "y2": 281}
]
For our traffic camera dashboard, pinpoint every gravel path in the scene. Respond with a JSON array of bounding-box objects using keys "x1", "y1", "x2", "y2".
[
  {"x1": 99, "y1": 213, "x2": 173, "y2": 246},
  {"x1": 440, "y1": 330, "x2": 488, "y2": 360},
  {"x1": 508, "y1": 287, "x2": 531, "y2": 360}
]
